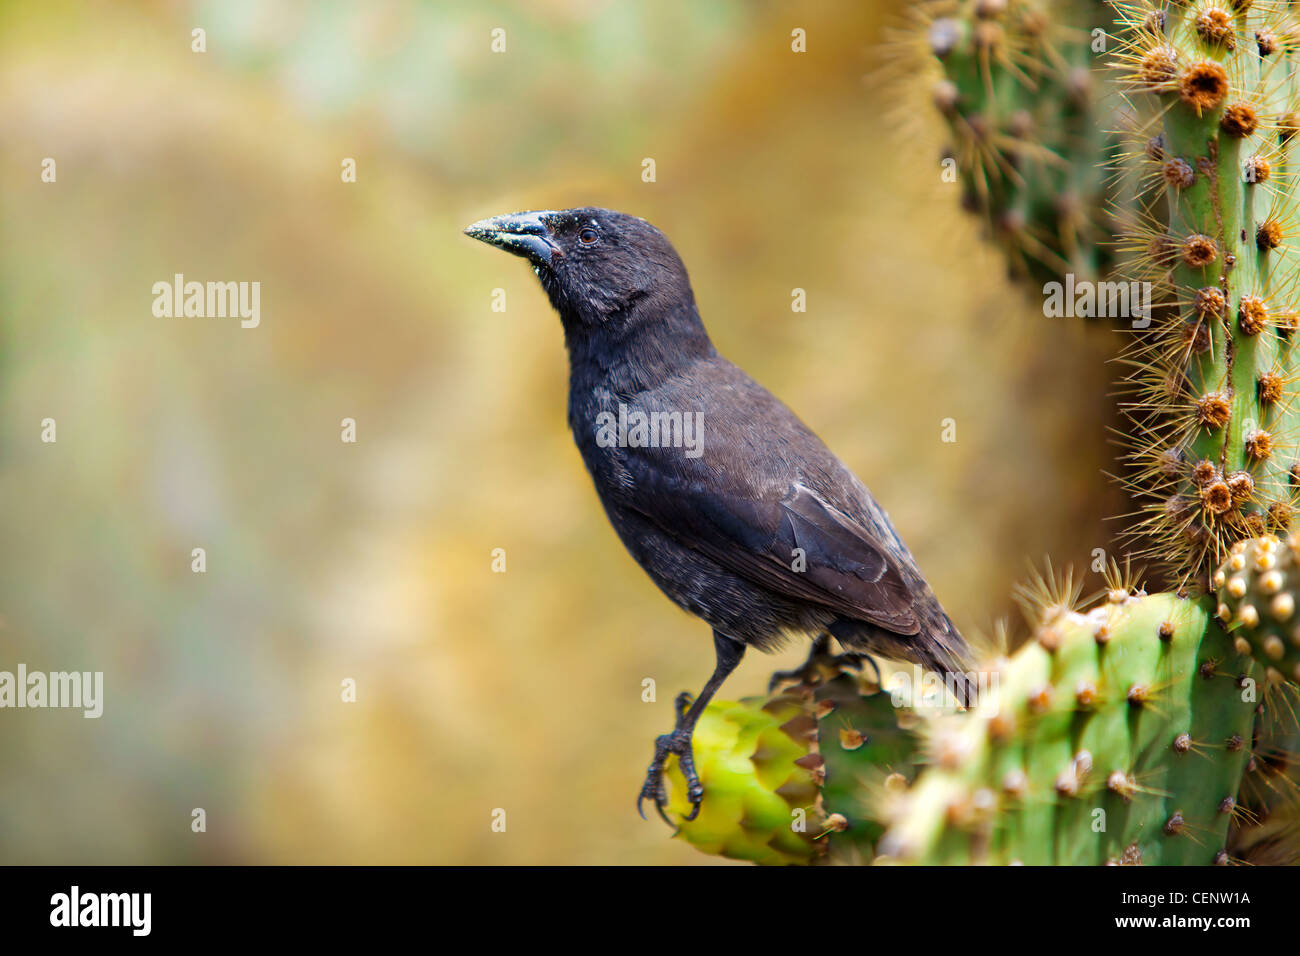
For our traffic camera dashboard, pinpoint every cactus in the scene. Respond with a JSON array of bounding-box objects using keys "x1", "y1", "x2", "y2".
[
  {"x1": 875, "y1": 589, "x2": 1258, "y2": 864},
  {"x1": 918, "y1": 0, "x2": 1300, "y2": 582},
  {"x1": 914, "y1": 0, "x2": 1119, "y2": 283},
  {"x1": 664, "y1": 668, "x2": 925, "y2": 863},
  {"x1": 662, "y1": 691, "x2": 825, "y2": 865},
  {"x1": 920, "y1": 0, "x2": 1300, "y2": 581},
  {"x1": 917, "y1": 0, "x2": 1300, "y2": 583},
  {"x1": 814, "y1": 671, "x2": 926, "y2": 862},
  {"x1": 667, "y1": 584, "x2": 1294, "y2": 865},
  {"x1": 1216, "y1": 532, "x2": 1300, "y2": 683},
  {"x1": 1114, "y1": 0, "x2": 1300, "y2": 584}
]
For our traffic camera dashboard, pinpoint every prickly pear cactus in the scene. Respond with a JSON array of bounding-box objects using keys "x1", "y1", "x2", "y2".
[
  {"x1": 662, "y1": 692, "x2": 825, "y2": 865},
  {"x1": 1216, "y1": 533, "x2": 1300, "y2": 683},
  {"x1": 664, "y1": 672, "x2": 924, "y2": 864},
  {"x1": 815, "y1": 672, "x2": 925, "y2": 863},
  {"x1": 664, "y1": 581, "x2": 1300, "y2": 865},
  {"x1": 916, "y1": 0, "x2": 1117, "y2": 282},
  {"x1": 1113, "y1": 1, "x2": 1300, "y2": 582},
  {"x1": 875, "y1": 590, "x2": 1258, "y2": 864}
]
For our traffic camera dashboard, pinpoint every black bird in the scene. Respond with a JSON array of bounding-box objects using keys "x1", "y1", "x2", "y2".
[{"x1": 465, "y1": 207, "x2": 973, "y2": 823}]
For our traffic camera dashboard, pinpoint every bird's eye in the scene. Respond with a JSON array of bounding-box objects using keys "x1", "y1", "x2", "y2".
[{"x1": 579, "y1": 228, "x2": 599, "y2": 244}]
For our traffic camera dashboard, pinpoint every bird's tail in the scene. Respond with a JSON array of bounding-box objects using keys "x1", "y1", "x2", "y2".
[{"x1": 829, "y1": 610, "x2": 977, "y2": 707}]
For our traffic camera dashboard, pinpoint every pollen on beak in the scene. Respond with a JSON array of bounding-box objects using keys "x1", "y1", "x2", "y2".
[{"x1": 464, "y1": 210, "x2": 562, "y2": 265}]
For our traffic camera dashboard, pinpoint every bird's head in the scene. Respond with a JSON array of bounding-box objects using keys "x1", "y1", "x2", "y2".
[{"x1": 464, "y1": 207, "x2": 703, "y2": 345}]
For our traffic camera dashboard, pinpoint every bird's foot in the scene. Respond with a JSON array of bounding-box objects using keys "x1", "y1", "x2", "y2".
[
  {"x1": 636, "y1": 726, "x2": 702, "y2": 827},
  {"x1": 767, "y1": 636, "x2": 882, "y2": 693}
]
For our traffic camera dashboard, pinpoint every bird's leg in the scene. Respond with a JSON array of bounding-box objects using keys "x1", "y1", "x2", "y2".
[
  {"x1": 638, "y1": 631, "x2": 746, "y2": 826},
  {"x1": 767, "y1": 632, "x2": 882, "y2": 692}
]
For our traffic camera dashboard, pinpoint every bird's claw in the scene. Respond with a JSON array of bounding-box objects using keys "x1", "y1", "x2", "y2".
[{"x1": 636, "y1": 728, "x2": 703, "y2": 826}]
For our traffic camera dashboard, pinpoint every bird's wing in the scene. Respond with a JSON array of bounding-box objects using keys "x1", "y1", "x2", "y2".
[{"x1": 625, "y1": 466, "x2": 922, "y2": 635}]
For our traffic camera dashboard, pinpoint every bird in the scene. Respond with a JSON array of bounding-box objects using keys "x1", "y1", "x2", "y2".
[{"x1": 464, "y1": 207, "x2": 973, "y2": 824}]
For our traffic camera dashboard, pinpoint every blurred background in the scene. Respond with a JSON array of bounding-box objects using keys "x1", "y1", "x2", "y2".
[{"x1": 0, "y1": 0, "x2": 1122, "y2": 863}]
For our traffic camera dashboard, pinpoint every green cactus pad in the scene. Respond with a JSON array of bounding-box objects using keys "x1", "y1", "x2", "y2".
[
  {"x1": 874, "y1": 591, "x2": 1258, "y2": 864},
  {"x1": 815, "y1": 673, "x2": 925, "y2": 863},
  {"x1": 663, "y1": 693, "x2": 824, "y2": 865}
]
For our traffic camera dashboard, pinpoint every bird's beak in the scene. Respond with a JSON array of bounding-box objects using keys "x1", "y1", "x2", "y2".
[{"x1": 464, "y1": 210, "x2": 562, "y2": 266}]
